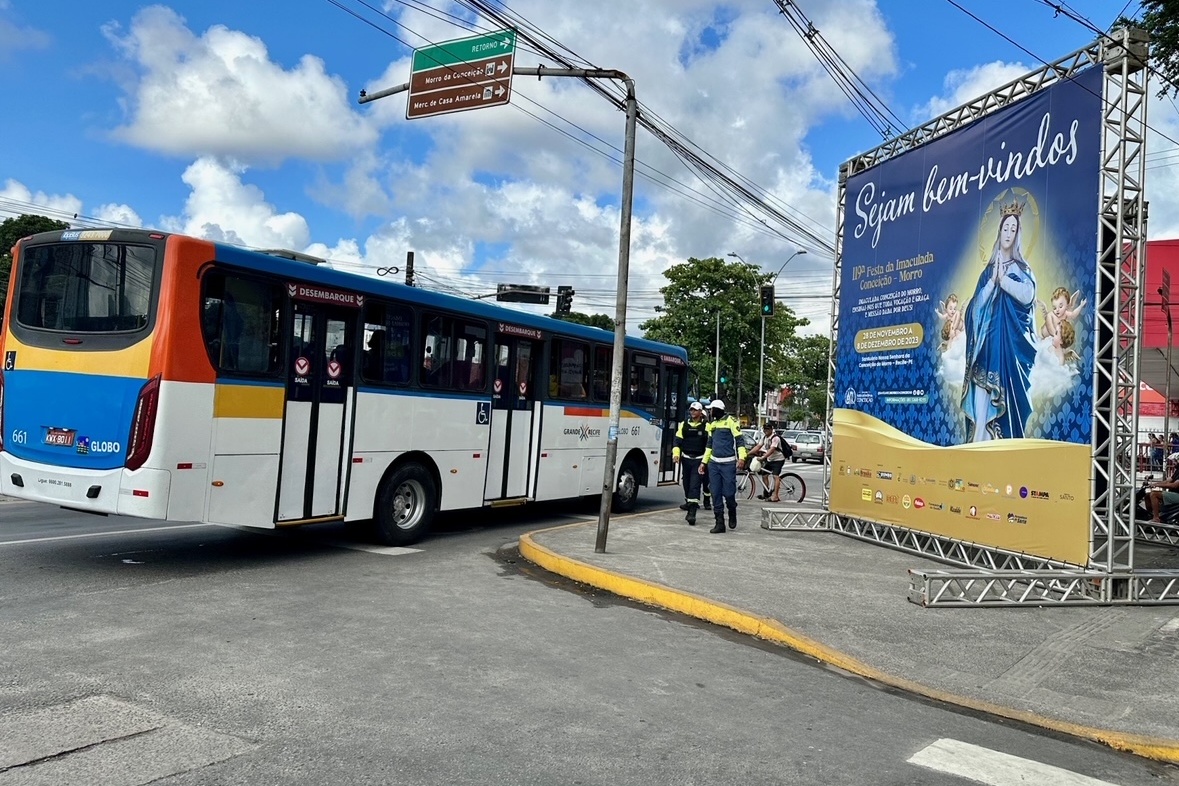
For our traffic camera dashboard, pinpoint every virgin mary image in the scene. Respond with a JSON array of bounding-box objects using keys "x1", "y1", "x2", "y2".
[{"x1": 961, "y1": 197, "x2": 1038, "y2": 442}]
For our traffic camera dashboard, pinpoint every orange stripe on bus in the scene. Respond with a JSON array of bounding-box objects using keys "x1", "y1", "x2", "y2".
[
  {"x1": 563, "y1": 406, "x2": 649, "y2": 419},
  {"x1": 150, "y1": 236, "x2": 219, "y2": 384},
  {"x1": 563, "y1": 407, "x2": 606, "y2": 417}
]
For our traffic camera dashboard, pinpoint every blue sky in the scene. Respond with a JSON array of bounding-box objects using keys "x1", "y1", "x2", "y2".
[{"x1": 0, "y1": 0, "x2": 1159, "y2": 333}]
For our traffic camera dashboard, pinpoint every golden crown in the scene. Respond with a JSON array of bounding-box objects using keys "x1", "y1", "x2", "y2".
[{"x1": 1000, "y1": 199, "x2": 1025, "y2": 217}]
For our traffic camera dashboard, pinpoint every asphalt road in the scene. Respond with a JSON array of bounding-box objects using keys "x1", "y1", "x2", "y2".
[{"x1": 0, "y1": 481, "x2": 1175, "y2": 785}]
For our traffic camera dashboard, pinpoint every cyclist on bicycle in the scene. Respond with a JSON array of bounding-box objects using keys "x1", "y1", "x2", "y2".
[{"x1": 756, "y1": 423, "x2": 789, "y2": 502}]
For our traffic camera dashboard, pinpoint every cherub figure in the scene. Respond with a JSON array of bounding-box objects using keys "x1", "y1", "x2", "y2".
[
  {"x1": 935, "y1": 293, "x2": 964, "y2": 351},
  {"x1": 1049, "y1": 318, "x2": 1081, "y2": 365},
  {"x1": 1038, "y1": 286, "x2": 1086, "y2": 340}
]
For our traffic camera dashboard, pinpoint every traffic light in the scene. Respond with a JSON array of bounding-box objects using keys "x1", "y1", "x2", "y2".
[
  {"x1": 759, "y1": 284, "x2": 775, "y2": 316},
  {"x1": 719, "y1": 370, "x2": 729, "y2": 385},
  {"x1": 556, "y1": 285, "x2": 574, "y2": 315}
]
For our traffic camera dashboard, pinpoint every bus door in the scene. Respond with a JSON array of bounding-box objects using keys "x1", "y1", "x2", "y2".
[
  {"x1": 659, "y1": 364, "x2": 685, "y2": 483},
  {"x1": 277, "y1": 302, "x2": 356, "y2": 521},
  {"x1": 485, "y1": 335, "x2": 543, "y2": 501}
]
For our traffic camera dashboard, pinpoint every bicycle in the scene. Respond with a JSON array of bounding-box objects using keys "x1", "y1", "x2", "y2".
[{"x1": 735, "y1": 465, "x2": 806, "y2": 503}]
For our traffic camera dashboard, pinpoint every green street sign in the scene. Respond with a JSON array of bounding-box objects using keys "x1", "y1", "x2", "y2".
[
  {"x1": 407, "y1": 30, "x2": 516, "y2": 120},
  {"x1": 412, "y1": 31, "x2": 516, "y2": 72}
]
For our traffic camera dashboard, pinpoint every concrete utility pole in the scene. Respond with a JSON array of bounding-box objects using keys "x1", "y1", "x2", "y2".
[{"x1": 359, "y1": 60, "x2": 639, "y2": 554}]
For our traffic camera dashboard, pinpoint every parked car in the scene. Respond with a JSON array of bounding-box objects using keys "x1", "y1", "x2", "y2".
[
  {"x1": 790, "y1": 432, "x2": 825, "y2": 463},
  {"x1": 779, "y1": 429, "x2": 801, "y2": 446}
]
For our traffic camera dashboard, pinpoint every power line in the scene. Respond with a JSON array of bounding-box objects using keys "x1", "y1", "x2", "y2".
[
  {"x1": 770, "y1": 0, "x2": 908, "y2": 140},
  {"x1": 452, "y1": 0, "x2": 837, "y2": 256},
  {"x1": 945, "y1": 0, "x2": 1179, "y2": 153},
  {"x1": 331, "y1": 0, "x2": 829, "y2": 251}
]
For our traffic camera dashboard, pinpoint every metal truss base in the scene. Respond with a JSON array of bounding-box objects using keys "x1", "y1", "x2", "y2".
[
  {"x1": 1137, "y1": 522, "x2": 1179, "y2": 547},
  {"x1": 765, "y1": 511, "x2": 1179, "y2": 606},
  {"x1": 761, "y1": 506, "x2": 832, "y2": 530},
  {"x1": 909, "y1": 568, "x2": 1179, "y2": 606}
]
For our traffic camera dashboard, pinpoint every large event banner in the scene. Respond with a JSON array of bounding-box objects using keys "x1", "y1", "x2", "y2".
[{"x1": 832, "y1": 66, "x2": 1102, "y2": 565}]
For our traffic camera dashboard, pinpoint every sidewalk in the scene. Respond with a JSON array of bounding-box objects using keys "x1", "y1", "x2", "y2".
[{"x1": 520, "y1": 501, "x2": 1179, "y2": 764}]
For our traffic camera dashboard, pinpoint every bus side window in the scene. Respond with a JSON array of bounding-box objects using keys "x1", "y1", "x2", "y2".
[
  {"x1": 362, "y1": 301, "x2": 413, "y2": 386},
  {"x1": 200, "y1": 271, "x2": 281, "y2": 376}
]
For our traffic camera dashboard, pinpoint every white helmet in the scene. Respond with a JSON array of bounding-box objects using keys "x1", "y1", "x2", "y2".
[{"x1": 710, "y1": 399, "x2": 726, "y2": 412}]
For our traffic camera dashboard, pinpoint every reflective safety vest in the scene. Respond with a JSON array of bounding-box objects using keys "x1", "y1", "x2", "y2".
[
  {"x1": 703, "y1": 416, "x2": 747, "y2": 464},
  {"x1": 674, "y1": 419, "x2": 708, "y2": 459}
]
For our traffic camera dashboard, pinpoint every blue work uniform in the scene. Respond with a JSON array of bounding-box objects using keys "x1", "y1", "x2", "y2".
[{"x1": 703, "y1": 415, "x2": 747, "y2": 529}]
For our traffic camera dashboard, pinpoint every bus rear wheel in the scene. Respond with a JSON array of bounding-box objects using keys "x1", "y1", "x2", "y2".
[
  {"x1": 612, "y1": 459, "x2": 640, "y2": 513},
  {"x1": 374, "y1": 463, "x2": 437, "y2": 546}
]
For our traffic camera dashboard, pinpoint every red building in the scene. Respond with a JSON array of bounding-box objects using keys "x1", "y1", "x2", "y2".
[{"x1": 1141, "y1": 239, "x2": 1179, "y2": 413}]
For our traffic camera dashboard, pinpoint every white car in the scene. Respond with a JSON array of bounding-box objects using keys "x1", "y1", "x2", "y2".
[{"x1": 789, "y1": 432, "x2": 826, "y2": 463}]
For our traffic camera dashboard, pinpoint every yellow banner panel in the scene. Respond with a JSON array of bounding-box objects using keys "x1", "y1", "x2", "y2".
[{"x1": 830, "y1": 409, "x2": 1091, "y2": 566}]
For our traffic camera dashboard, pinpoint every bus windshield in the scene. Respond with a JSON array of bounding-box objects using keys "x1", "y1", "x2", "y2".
[{"x1": 16, "y1": 242, "x2": 156, "y2": 333}]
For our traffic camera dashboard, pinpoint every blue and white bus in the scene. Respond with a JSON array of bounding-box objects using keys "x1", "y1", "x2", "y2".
[{"x1": 0, "y1": 228, "x2": 689, "y2": 544}]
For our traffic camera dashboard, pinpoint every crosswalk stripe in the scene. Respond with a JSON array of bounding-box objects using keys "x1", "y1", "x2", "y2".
[{"x1": 908, "y1": 738, "x2": 1121, "y2": 786}]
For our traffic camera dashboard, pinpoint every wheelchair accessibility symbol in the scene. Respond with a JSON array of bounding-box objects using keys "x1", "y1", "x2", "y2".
[{"x1": 476, "y1": 401, "x2": 490, "y2": 425}]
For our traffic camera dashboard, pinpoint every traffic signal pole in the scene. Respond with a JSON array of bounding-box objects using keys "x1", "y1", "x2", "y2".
[{"x1": 758, "y1": 315, "x2": 766, "y2": 428}]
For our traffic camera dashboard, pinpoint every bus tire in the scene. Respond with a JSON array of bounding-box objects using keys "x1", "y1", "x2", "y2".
[
  {"x1": 612, "y1": 458, "x2": 640, "y2": 513},
  {"x1": 374, "y1": 463, "x2": 437, "y2": 546}
]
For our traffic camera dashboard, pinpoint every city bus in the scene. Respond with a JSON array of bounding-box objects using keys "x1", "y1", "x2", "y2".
[{"x1": 0, "y1": 228, "x2": 688, "y2": 545}]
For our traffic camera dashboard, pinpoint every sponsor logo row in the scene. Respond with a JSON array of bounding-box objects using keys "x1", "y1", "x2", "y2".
[
  {"x1": 841, "y1": 464, "x2": 1069, "y2": 502},
  {"x1": 857, "y1": 488, "x2": 1031, "y2": 524}
]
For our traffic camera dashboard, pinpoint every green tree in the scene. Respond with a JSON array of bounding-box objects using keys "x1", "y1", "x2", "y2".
[
  {"x1": 554, "y1": 311, "x2": 616, "y2": 331},
  {"x1": 1135, "y1": 2, "x2": 1179, "y2": 96},
  {"x1": 640, "y1": 256, "x2": 808, "y2": 423},
  {"x1": 775, "y1": 333, "x2": 831, "y2": 428},
  {"x1": 0, "y1": 214, "x2": 70, "y2": 314}
]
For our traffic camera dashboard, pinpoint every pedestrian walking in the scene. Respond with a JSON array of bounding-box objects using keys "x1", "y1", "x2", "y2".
[
  {"x1": 700, "y1": 399, "x2": 747, "y2": 533},
  {"x1": 672, "y1": 401, "x2": 711, "y2": 525}
]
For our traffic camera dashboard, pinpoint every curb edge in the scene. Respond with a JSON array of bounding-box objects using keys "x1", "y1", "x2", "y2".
[{"x1": 518, "y1": 524, "x2": 1179, "y2": 765}]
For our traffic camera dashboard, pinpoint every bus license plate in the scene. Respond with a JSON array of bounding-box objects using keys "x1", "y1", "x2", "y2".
[{"x1": 44, "y1": 428, "x2": 77, "y2": 447}]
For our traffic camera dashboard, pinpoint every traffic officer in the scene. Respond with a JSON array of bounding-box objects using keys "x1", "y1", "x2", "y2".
[
  {"x1": 700, "y1": 399, "x2": 747, "y2": 533},
  {"x1": 673, "y1": 401, "x2": 711, "y2": 525}
]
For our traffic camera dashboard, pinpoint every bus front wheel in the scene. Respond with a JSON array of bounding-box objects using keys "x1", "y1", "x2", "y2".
[
  {"x1": 612, "y1": 459, "x2": 640, "y2": 513},
  {"x1": 374, "y1": 463, "x2": 437, "y2": 546}
]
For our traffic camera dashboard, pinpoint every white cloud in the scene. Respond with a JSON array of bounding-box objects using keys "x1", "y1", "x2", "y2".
[
  {"x1": 162, "y1": 157, "x2": 311, "y2": 249},
  {"x1": 915, "y1": 60, "x2": 1033, "y2": 121},
  {"x1": 93, "y1": 203, "x2": 143, "y2": 227},
  {"x1": 102, "y1": 5, "x2": 378, "y2": 164},
  {"x1": 0, "y1": 179, "x2": 81, "y2": 224},
  {"x1": 10, "y1": 1, "x2": 903, "y2": 334}
]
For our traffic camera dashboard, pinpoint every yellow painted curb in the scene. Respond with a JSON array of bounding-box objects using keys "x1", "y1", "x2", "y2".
[{"x1": 518, "y1": 523, "x2": 1179, "y2": 765}]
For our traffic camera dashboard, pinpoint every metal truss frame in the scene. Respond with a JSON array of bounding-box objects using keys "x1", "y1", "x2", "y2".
[{"x1": 820, "y1": 29, "x2": 1171, "y2": 606}]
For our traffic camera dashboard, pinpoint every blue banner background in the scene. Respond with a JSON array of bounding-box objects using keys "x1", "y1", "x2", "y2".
[{"x1": 835, "y1": 66, "x2": 1102, "y2": 447}]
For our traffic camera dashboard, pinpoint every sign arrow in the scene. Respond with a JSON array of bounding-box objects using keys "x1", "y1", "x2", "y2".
[
  {"x1": 495, "y1": 86, "x2": 506, "y2": 98},
  {"x1": 497, "y1": 60, "x2": 508, "y2": 74}
]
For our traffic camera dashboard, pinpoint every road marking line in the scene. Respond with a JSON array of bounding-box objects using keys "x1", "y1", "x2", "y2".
[
  {"x1": 0, "y1": 523, "x2": 211, "y2": 546},
  {"x1": 0, "y1": 523, "x2": 420, "y2": 555},
  {"x1": 908, "y1": 738, "x2": 1121, "y2": 786}
]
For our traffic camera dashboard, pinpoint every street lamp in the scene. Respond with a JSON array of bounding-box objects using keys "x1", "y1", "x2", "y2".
[{"x1": 729, "y1": 248, "x2": 807, "y2": 427}]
